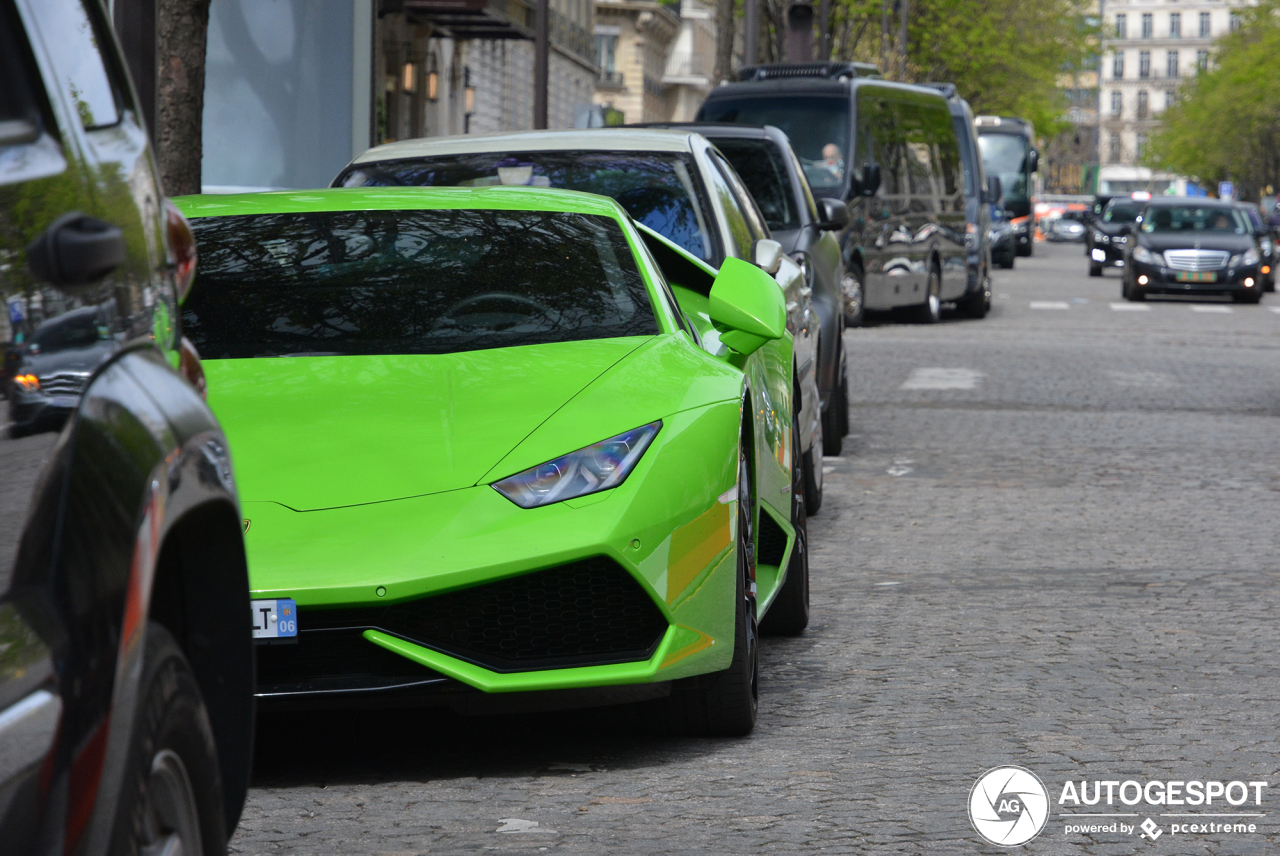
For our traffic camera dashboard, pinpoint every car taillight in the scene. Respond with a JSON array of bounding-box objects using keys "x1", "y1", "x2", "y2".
[
  {"x1": 163, "y1": 198, "x2": 197, "y2": 301},
  {"x1": 179, "y1": 336, "x2": 206, "y2": 401}
]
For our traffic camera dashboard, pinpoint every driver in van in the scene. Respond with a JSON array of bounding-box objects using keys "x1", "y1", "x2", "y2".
[{"x1": 821, "y1": 144, "x2": 845, "y2": 181}]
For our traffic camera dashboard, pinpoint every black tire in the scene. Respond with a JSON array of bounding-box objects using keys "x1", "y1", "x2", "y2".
[
  {"x1": 803, "y1": 410, "x2": 823, "y2": 515},
  {"x1": 1264, "y1": 275, "x2": 1275, "y2": 293},
  {"x1": 1122, "y1": 276, "x2": 1145, "y2": 302},
  {"x1": 911, "y1": 265, "x2": 942, "y2": 324},
  {"x1": 841, "y1": 267, "x2": 865, "y2": 328},
  {"x1": 662, "y1": 435, "x2": 759, "y2": 736},
  {"x1": 821, "y1": 342, "x2": 845, "y2": 455},
  {"x1": 835, "y1": 348, "x2": 849, "y2": 438},
  {"x1": 1018, "y1": 236, "x2": 1033, "y2": 257},
  {"x1": 1233, "y1": 289, "x2": 1262, "y2": 305},
  {"x1": 998, "y1": 254, "x2": 1014, "y2": 270},
  {"x1": 1089, "y1": 262, "x2": 1102, "y2": 277},
  {"x1": 761, "y1": 415, "x2": 809, "y2": 636},
  {"x1": 958, "y1": 271, "x2": 990, "y2": 319},
  {"x1": 110, "y1": 622, "x2": 226, "y2": 856}
]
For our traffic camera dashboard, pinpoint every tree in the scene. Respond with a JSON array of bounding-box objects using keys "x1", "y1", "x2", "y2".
[
  {"x1": 155, "y1": 0, "x2": 212, "y2": 196},
  {"x1": 1146, "y1": 0, "x2": 1280, "y2": 199}
]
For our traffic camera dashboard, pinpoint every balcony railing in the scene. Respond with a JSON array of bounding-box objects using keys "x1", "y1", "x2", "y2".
[
  {"x1": 664, "y1": 48, "x2": 712, "y2": 79},
  {"x1": 597, "y1": 69, "x2": 625, "y2": 87}
]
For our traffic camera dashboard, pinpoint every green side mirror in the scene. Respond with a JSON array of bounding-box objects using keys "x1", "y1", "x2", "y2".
[{"x1": 709, "y1": 257, "x2": 787, "y2": 356}]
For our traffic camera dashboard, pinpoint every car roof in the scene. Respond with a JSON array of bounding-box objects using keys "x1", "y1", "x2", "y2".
[
  {"x1": 631, "y1": 122, "x2": 781, "y2": 142},
  {"x1": 349, "y1": 129, "x2": 701, "y2": 166},
  {"x1": 171, "y1": 186, "x2": 630, "y2": 220},
  {"x1": 1142, "y1": 196, "x2": 1236, "y2": 208}
]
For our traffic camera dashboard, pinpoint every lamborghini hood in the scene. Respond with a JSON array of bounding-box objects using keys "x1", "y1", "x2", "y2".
[{"x1": 204, "y1": 338, "x2": 650, "y2": 510}]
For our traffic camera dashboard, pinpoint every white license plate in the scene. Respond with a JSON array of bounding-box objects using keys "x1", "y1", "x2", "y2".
[{"x1": 251, "y1": 598, "x2": 298, "y2": 640}]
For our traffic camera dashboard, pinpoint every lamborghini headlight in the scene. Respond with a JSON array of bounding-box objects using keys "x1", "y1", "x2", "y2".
[{"x1": 492, "y1": 422, "x2": 661, "y2": 508}]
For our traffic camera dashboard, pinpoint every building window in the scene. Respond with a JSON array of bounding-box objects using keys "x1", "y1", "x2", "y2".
[
  {"x1": 1199, "y1": 12, "x2": 1211, "y2": 37},
  {"x1": 1167, "y1": 50, "x2": 1179, "y2": 78},
  {"x1": 1136, "y1": 133, "x2": 1148, "y2": 159},
  {"x1": 1137, "y1": 90, "x2": 1149, "y2": 119},
  {"x1": 1109, "y1": 133, "x2": 1122, "y2": 162},
  {"x1": 1139, "y1": 50, "x2": 1150, "y2": 79},
  {"x1": 1169, "y1": 12, "x2": 1180, "y2": 38},
  {"x1": 594, "y1": 32, "x2": 618, "y2": 72},
  {"x1": 1141, "y1": 13, "x2": 1153, "y2": 38},
  {"x1": 1197, "y1": 49, "x2": 1209, "y2": 71},
  {"x1": 1113, "y1": 51, "x2": 1125, "y2": 78},
  {"x1": 1115, "y1": 12, "x2": 1127, "y2": 38},
  {"x1": 1165, "y1": 90, "x2": 1177, "y2": 110},
  {"x1": 1111, "y1": 91, "x2": 1122, "y2": 117},
  {"x1": 1230, "y1": 12, "x2": 1241, "y2": 32}
]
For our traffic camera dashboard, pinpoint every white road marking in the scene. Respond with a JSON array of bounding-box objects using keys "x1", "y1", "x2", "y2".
[
  {"x1": 900, "y1": 368, "x2": 984, "y2": 390},
  {"x1": 1029, "y1": 301, "x2": 1070, "y2": 310},
  {"x1": 1268, "y1": 306, "x2": 1280, "y2": 314},
  {"x1": 875, "y1": 581, "x2": 902, "y2": 586},
  {"x1": 1106, "y1": 370, "x2": 1176, "y2": 389},
  {"x1": 497, "y1": 819, "x2": 557, "y2": 834},
  {"x1": 822, "y1": 466, "x2": 836, "y2": 474},
  {"x1": 1191, "y1": 305, "x2": 1233, "y2": 313},
  {"x1": 886, "y1": 459, "x2": 914, "y2": 477},
  {"x1": 1110, "y1": 302, "x2": 1150, "y2": 311}
]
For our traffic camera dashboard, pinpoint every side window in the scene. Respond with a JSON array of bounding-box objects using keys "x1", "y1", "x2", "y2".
[
  {"x1": 784, "y1": 142, "x2": 821, "y2": 220},
  {"x1": 857, "y1": 93, "x2": 905, "y2": 197},
  {"x1": 703, "y1": 154, "x2": 755, "y2": 260},
  {"x1": 29, "y1": 0, "x2": 121, "y2": 129},
  {"x1": 0, "y1": 5, "x2": 43, "y2": 146},
  {"x1": 712, "y1": 151, "x2": 770, "y2": 243}
]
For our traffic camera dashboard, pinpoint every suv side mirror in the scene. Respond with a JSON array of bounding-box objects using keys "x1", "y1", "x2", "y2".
[
  {"x1": 709, "y1": 257, "x2": 787, "y2": 357},
  {"x1": 817, "y1": 197, "x2": 848, "y2": 230},
  {"x1": 26, "y1": 212, "x2": 126, "y2": 289},
  {"x1": 859, "y1": 162, "x2": 881, "y2": 197},
  {"x1": 983, "y1": 176, "x2": 1002, "y2": 205},
  {"x1": 1027, "y1": 149, "x2": 1040, "y2": 173}
]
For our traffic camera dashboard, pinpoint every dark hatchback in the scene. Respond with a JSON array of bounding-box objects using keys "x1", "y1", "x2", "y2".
[
  {"x1": 1122, "y1": 199, "x2": 1265, "y2": 303},
  {"x1": 1236, "y1": 202, "x2": 1276, "y2": 291},
  {"x1": 1089, "y1": 197, "x2": 1144, "y2": 276}
]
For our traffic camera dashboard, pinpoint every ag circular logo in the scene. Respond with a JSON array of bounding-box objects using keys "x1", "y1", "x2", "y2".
[{"x1": 969, "y1": 766, "x2": 1050, "y2": 846}]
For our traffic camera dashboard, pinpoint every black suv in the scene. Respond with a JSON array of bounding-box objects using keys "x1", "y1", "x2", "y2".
[{"x1": 0, "y1": 2, "x2": 252, "y2": 854}]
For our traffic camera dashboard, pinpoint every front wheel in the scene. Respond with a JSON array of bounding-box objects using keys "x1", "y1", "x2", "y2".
[
  {"x1": 662, "y1": 436, "x2": 758, "y2": 736},
  {"x1": 841, "y1": 268, "x2": 865, "y2": 327},
  {"x1": 1233, "y1": 289, "x2": 1262, "y2": 305},
  {"x1": 1089, "y1": 262, "x2": 1102, "y2": 277},
  {"x1": 821, "y1": 342, "x2": 846, "y2": 455},
  {"x1": 958, "y1": 271, "x2": 990, "y2": 319},
  {"x1": 911, "y1": 267, "x2": 942, "y2": 324},
  {"x1": 110, "y1": 623, "x2": 226, "y2": 856}
]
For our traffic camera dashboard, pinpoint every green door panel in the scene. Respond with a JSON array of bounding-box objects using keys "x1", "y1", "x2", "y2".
[{"x1": 204, "y1": 337, "x2": 650, "y2": 509}]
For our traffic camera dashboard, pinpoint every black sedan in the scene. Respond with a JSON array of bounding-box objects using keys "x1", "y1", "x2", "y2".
[
  {"x1": 1122, "y1": 199, "x2": 1265, "y2": 303},
  {"x1": 1236, "y1": 202, "x2": 1276, "y2": 291},
  {"x1": 1089, "y1": 196, "x2": 1145, "y2": 276},
  {"x1": 6, "y1": 306, "x2": 117, "y2": 437}
]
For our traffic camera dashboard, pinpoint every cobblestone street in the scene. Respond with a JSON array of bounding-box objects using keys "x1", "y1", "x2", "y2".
[{"x1": 233, "y1": 242, "x2": 1280, "y2": 855}]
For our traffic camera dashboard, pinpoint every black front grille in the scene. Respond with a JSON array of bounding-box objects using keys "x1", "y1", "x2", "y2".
[
  {"x1": 256, "y1": 629, "x2": 446, "y2": 696},
  {"x1": 303, "y1": 557, "x2": 668, "y2": 673}
]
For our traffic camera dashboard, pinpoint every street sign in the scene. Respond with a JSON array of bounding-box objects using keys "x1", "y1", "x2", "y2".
[{"x1": 1219, "y1": 181, "x2": 1235, "y2": 200}]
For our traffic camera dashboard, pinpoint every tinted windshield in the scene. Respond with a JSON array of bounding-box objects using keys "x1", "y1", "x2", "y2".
[
  {"x1": 1140, "y1": 206, "x2": 1249, "y2": 234},
  {"x1": 710, "y1": 138, "x2": 800, "y2": 231},
  {"x1": 338, "y1": 152, "x2": 716, "y2": 263},
  {"x1": 183, "y1": 209, "x2": 657, "y2": 359},
  {"x1": 1103, "y1": 203, "x2": 1143, "y2": 223},
  {"x1": 698, "y1": 95, "x2": 850, "y2": 194},
  {"x1": 976, "y1": 132, "x2": 1031, "y2": 206}
]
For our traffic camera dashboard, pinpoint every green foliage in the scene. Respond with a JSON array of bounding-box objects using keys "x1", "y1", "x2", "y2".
[{"x1": 1146, "y1": 0, "x2": 1280, "y2": 199}]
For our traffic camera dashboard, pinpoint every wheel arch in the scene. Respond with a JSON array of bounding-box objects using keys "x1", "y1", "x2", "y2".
[{"x1": 149, "y1": 498, "x2": 254, "y2": 838}]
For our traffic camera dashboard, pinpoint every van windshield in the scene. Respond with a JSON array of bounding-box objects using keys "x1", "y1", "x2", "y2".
[{"x1": 698, "y1": 95, "x2": 850, "y2": 194}]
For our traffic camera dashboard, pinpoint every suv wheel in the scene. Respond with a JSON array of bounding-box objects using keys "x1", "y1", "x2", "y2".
[
  {"x1": 912, "y1": 266, "x2": 942, "y2": 324},
  {"x1": 761, "y1": 414, "x2": 810, "y2": 636}
]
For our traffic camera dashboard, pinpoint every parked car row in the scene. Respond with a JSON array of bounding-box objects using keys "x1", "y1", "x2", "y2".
[{"x1": 1, "y1": 8, "x2": 1021, "y2": 853}]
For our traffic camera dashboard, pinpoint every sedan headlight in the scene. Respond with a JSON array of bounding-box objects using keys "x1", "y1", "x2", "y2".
[
  {"x1": 492, "y1": 422, "x2": 661, "y2": 508},
  {"x1": 1244, "y1": 247, "x2": 1261, "y2": 266},
  {"x1": 13, "y1": 373, "x2": 39, "y2": 391},
  {"x1": 1132, "y1": 246, "x2": 1163, "y2": 266},
  {"x1": 1093, "y1": 231, "x2": 1108, "y2": 243},
  {"x1": 1261, "y1": 238, "x2": 1273, "y2": 254}
]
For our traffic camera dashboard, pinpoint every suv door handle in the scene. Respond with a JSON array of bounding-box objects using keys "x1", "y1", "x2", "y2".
[{"x1": 27, "y1": 212, "x2": 126, "y2": 287}]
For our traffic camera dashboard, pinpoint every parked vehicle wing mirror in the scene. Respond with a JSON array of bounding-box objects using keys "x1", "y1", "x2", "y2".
[
  {"x1": 1027, "y1": 149, "x2": 1040, "y2": 173},
  {"x1": 709, "y1": 257, "x2": 787, "y2": 357},
  {"x1": 26, "y1": 212, "x2": 126, "y2": 289},
  {"x1": 751, "y1": 238, "x2": 784, "y2": 275},
  {"x1": 984, "y1": 176, "x2": 1002, "y2": 205},
  {"x1": 817, "y1": 197, "x2": 848, "y2": 230},
  {"x1": 859, "y1": 162, "x2": 881, "y2": 197}
]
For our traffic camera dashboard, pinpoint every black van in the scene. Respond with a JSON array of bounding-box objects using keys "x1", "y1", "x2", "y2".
[{"x1": 698, "y1": 67, "x2": 974, "y2": 323}]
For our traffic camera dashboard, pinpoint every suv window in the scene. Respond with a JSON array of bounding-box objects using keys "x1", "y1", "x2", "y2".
[
  {"x1": 29, "y1": 0, "x2": 121, "y2": 129},
  {"x1": 0, "y1": 3, "x2": 42, "y2": 145}
]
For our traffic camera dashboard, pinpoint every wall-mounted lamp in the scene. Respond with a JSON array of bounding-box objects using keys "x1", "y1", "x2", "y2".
[
  {"x1": 464, "y1": 66, "x2": 476, "y2": 115},
  {"x1": 402, "y1": 60, "x2": 418, "y2": 94},
  {"x1": 427, "y1": 54, "x2": 439, "y2": 102}
]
